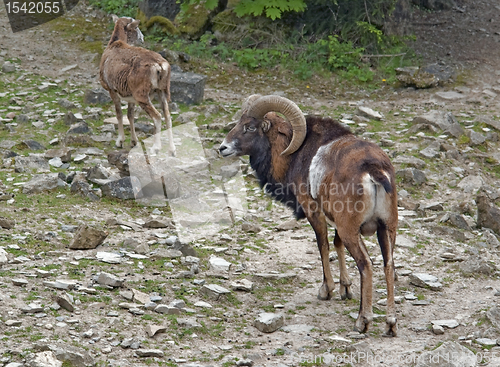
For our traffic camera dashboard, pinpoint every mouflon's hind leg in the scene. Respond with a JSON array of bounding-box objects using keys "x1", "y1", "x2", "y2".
[
  {"x1": 378, "y1": 223, "x2": 397, "y2": 337},
  {"x1": 159, "y1": 90, "x2": 175, "y2": 156},
  {"x1": 333, "y1": 230, "x2": 353, "y2": 300},
  {"x1": 127, "y1": 102, "x2": 138, "y2": 147},
  {"x1": 337, "y1": 228, "x2": 373, "y2": 333},
  {"x1": 110, "y1": 91, "x2": 125, "y2": 148}
]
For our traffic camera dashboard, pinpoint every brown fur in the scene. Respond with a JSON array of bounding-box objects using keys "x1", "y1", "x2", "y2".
[{"x1": 99, "y1": 16, "x2": 174, "y2": 154}]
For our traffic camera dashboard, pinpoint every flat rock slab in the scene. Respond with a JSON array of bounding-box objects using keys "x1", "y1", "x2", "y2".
[
  {"x1": 254, "y1": 312, "x2": 284, "y2": 333},
  {"x1": 177, "y1": 317, "x2": 202, "y2": 328},
  {"x1": 96, "y1": 252, "x2": 122, "y2": 264},
  {"x1": 200, "y1": 284, "x2": 231, "y2": 301},
  {"x1": 431, "y1": 320, "x2": 459, "y2": 329},
  {"x1": 409, "y1": 273, "x2": 443, "y2": 291},
  {"x1": 43, "y1": 280, "x2": 77, "y2": 290},
  {"x1": 434, "y1": 91, "x2": 466, "y2": 100},
  {"x1": 281, "y1": 324, "x2": 314, "y2": 333},
  {"x1": 96, "y1": 272, "x2": 124, "y2": 287},
  {"x1": 356, "y1": 106, "x2": 383, "y2": 120},
  {"x1": 135, "y1": 349, "x2": 165, "y2": 358},
  {"x1": 230, "y1": 279, "x2": 254, "y2": 292}
]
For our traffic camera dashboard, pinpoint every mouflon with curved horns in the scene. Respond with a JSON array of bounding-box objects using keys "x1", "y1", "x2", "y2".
[{"x1": 219, "y1": 95, "x2": 398, "y2": 336}]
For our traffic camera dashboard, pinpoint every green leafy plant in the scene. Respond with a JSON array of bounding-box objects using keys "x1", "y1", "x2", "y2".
[{"x1": 234, "y1": 0, "x2": 306, "y2": 20}]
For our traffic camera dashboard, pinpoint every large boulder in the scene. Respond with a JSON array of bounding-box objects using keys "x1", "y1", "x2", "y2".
[
  {"x1": 477, "y1": 189, "x2": 500, "y2": 235},
  {"x1": 171, "y1": 71, "x2": 206, "y2": 104},
  {"x1": 139, "y1": 0, "x2": 181, "y2": 21}
]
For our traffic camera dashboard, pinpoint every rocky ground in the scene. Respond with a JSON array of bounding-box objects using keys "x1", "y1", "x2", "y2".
[{"x1": 1, "y1": 1, "x2": 500, "y2": 367}]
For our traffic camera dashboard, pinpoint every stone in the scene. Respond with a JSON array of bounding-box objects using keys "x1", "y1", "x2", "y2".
[
  {"x1": 20, "y1": 139, "x2": 45, "y2": 151},
  {"x1": 69, "y1": 225, "x2": 108, "y2": 250},
  {"x1": 84, "y1": 87, "x2": 112, "y2": 105},
  {"x1": 393, "y1": 155, "x2": 426, "y2": 169},
  {"x1": 101, "y1": 177, "x2": 136, "y2": 200},
  {"x1": 87, "y1": 164, "x2": 111, "y2": 182},
  {"x1": 459, "y1": 256, "x2": 495, "y2": 275},
  {"x1": 43, "y1": 280, "x2": 77, "y2": 290},
  {"x1": 175, "y1": 111, "x2": 200, "y2": 124},
  {"x1": 209, "y1": 256, "x2": 231, "y2": 272},
  {"x1": 412, "y1": 111, "x2": 464, "y2": 138},
  {"x1": 281, "y1": 324, "x2": 314, "y2": 333},
  {"x1": 136, "y1": 349, "x2": 165, "y2": 358},
  {"x1": 409, "y1": 273, "x2": 443, "y2": 291},
  {"x1": 55, "y1": 294, "x2": 74, "y2": 312},
  {"x1": 146, "y1": 325, "x2": 168, "y2": 337},
  {"x1": 194, "y1": 301, "x2": 212, "y2": 308},
  {"x1": 431, "y1": 320, "x2": 459, "y2": 329},
  {"x1": 432, "y1": 324, "x2": 444, "y2": 335},
  {"x1": 476, "y1": 338, "x2": 497, "y2": 347},
  {"x1": 0, "y1": 248, "x2": 8, "y2": 264},
  {"x1": 177, "y1": 318, "x2": 202, "y2": 328},
  {"x1": 67, "y1": 121, "x2": 91, "y2": 135},
  {"x1": 477, "y1": 190, "x2": 500, "y2": 236},
  {"x1": 70, "y1": 179, "x2": 99, "y2": 201},
  {"x1": 5, "y1": 319, "x2": 22, "y2": 326},
  {"x1": 151, "y1": 249, "x2": 183, "y2": 259},
  {"x1": 2, "y1": 61, "x2": 16, "y2": 73},
  {"x1": 356, "y1": 106, "x2": 383, "y2": 120},
  {"x1": 0, "y1": 217, "x2": 15, "y2": 229},
  {"x1": 230, "y1": 279, "x2": 254, "y2": 292},
  {"x1": 23, "y1": 173, "x2": 61, "y2": 194},
  {"x1": 170, "y1": 71, "x2": 206, "y2": 105},
  {"x1": 154, "y1": 304, "x2": 181, "y2": 315},
  {"x1": 15, "y1": 155, "x2": 50, "y2": 173},
  {"x1": 486, "y1": 306, "x2": 500, "y2": 329},
  {"x1": 96, "y1": 272, "x2": 124, "y2": 287},
  {"x1": 25, "y1": 351, "x2": 62, "y2": 367},
  {"x1": 58, "y1": 98, "x2": 76, "y2": 109},
  {"x1": 416, "y1": 341, "x2": 476, "y2": 367},
  {"x1": 435, "y1": 91, "x2": 466, "y2": 100},
  {"x1": 12, "y1": 278, "x2": 29, "y2": 286},
  {"x1": 142, "y1": 218, "x2": 172, "y2": 228},
  {"x1": 468, "y1": 130, "x2": 486, "y2": 146},
  {"x1": 396, "y1": 66, "x2": 439, "y2": 88},
  {"x1": 241, "y1": 222, "x2": 261, "y2": 233},
  {"x1": 200, "y1": 284, "x2": 231, "y2": 300},
  {"x1": 132, "y1": 289, "x2": 151, "y2": 304},
  {"x1": 396, "y1": 168, "x2": 426, "y2": 185},
  {"x1": 276, "y1": 219, "x2": 299, "y2": 231},
  {"x1": 170, "y1": 299, "x2": 186, "y2": 309},
  {"x1": 420, "y1": 143, "x2": 440, "y2": 159},
  {"x1": 50, "y1": 347, "x2": 94, "y2": 367},
  {"x1": 445, "y1": 213, "x2": 471, "y2": 231},
  {"x1": 254, "y1": 313, "x2": 284, "y2": 333}
]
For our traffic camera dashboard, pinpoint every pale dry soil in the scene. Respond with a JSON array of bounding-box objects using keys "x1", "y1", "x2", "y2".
[{"x1": 0, "y1": 1, "x2": 500, "y2": 367}]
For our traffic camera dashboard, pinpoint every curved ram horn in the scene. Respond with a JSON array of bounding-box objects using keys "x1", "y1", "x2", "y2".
[{"x1": 247, "y1": 95, "x2": 306, "y2": 155}]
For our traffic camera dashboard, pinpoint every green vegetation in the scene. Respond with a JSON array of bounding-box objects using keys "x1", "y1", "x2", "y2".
[{"x1": 87, "y1": 0, "x2": 416, "y2": 84}]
